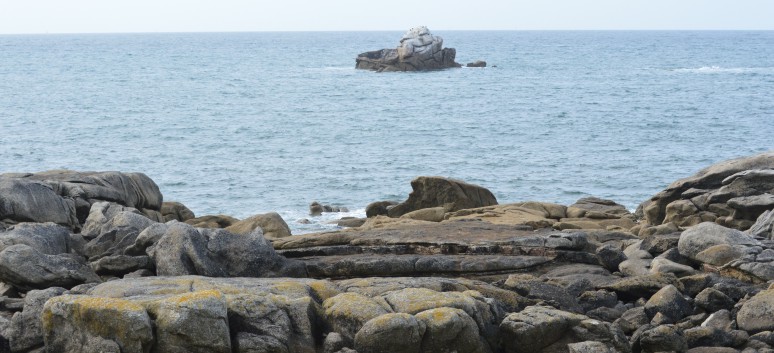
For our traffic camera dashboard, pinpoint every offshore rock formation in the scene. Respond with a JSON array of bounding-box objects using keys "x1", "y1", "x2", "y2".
[
  {"x1": 355, "y1": 26, "x2": 461, "y2": 72},
  {"x1": 1, "y1": 152, "x2": 774, "y2": 352}
]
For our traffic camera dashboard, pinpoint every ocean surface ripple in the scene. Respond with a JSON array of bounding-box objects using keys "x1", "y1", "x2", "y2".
[{"x1": 1, "y1": 31, "x2": 772, "y2": 233}]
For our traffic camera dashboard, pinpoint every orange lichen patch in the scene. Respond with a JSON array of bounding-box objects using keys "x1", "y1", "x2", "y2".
[
  {"x1": 42, "y1": 294, "x2": 153, "y2": 347},
  {"x1": 73, "y1": 296, "x2": 146, "y2": 312},
  {"x1": 267, "y1": 281, "x2": 310, "y2": 297},
  {"x1": 308, "y1": 280, "x2": 341, "y2": 302},
  {"x1": 170, "y1": 289, "x2": 224, "y2": 306}
]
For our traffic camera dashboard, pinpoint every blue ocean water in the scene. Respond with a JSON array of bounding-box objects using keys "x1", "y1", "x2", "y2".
[{"x1": 1, "y1": 31, "x2": 773, "y2": 233}]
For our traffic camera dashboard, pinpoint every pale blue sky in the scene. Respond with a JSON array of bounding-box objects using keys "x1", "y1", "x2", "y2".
[{"x1": 1, "y1": 0, "x2": 773, "y2": 34}]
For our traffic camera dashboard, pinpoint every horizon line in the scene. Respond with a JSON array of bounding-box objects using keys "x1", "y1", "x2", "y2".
[{"x1": 2, "y1": 28, "x2": 773, "y2": 36}]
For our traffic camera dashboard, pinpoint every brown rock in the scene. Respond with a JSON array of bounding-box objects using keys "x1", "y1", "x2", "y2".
[
  {"x1": 387, "y1": 176, "x2": 497, "y2": 218},
  {"x1": 160, "y1": 201, "x2": 195, "y2": 222},
  {"x1": 185, "y1": 214, "x2": 239, "y2": 229},
  {"x1": 226, "y1": 212, "x2": 291, "y2": 239}
]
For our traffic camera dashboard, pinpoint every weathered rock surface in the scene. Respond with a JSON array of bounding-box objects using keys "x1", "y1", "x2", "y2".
[
  {"x1": 160, "y1": 201, "x2": 195, "y2": 222},
  {"x1": 387, "y1": 176, "x2": 498, "y2": 218},
  {"x1": 643, "y1": 285, "x2": 693, "y2": 322},
  {"x1": 0, "y1": 244, "x2": 100, "y2": 290},
  {"x1": 639, "y1": 151, "x2": 774, "y2": 230},
  {"x1": 353, "y1": 313, "x2": 424, "y2": 353},
  {"x1": 737, "y1": 288, "x2": 774, "y2": 333},
  {"x1": 356, "y1": 26, "x2": 461, "y2": 72},
  {"x1": 184, "y1": 214, "x2": 240, "y2": 228},
  {"x1": 0, "y1": 177, "x2": 78, "y2": 229},
  {"x1": 8, "y1": 287, "x2": 67, "y2": 352},
  {"x1": 81, "y1": 203, "x2": 156, "y2": 261},
  {"x1": 500, "y1": 305, "x2": 629, "y2": 353},
  {"x1": 147, "y1": 222, "x2": 304, "y2": 278},
  {"x1": 0, "y1": 222, "x2": 73, "y2": 256},
  {"x1": 749, "y1": 209, "x2": 774, "y2": 239},
  {"x1": 5, "y1": 156, "x2": 774, "y2": 353},
  {"x1": 226, "y1": 211, "x2": 292, "y2": 239},
  {"x1": 10, "y1": 276, "x2": 523, "y2": 353},
  {"x1": 42, "y1": 295, "x2": 154, "y2": 353},
  {"x1": 1, "y1": 170, "x2": 163, "y2": 228}
]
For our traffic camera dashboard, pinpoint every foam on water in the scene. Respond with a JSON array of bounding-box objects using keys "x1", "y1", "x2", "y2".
[{"x1": 673, "y1": 66, "x2": 774, "y2": 74}]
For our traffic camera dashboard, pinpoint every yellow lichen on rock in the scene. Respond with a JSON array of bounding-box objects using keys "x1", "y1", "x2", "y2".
[{"x1": 42, "y1": 295, "x2": 153, "y2": 353}]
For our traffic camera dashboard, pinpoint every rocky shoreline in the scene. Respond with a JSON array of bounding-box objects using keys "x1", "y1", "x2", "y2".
[{"x1": 1, "y1": 151, "x2": 773, "y2": 352}]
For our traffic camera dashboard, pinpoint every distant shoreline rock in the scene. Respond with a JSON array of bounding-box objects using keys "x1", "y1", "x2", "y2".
[{"x1": 355, "y1": 26, "x2": 462, "y2": 72}]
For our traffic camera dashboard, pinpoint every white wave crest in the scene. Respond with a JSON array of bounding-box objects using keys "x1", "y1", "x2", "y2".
[{"x1": 673, "y1": 66, "x2": 774, "y2": 74}]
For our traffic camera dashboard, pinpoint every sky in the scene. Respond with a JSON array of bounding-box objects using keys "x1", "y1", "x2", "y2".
[{"x1": 1, "y1": 0, "x2": 773, "y2": 34}]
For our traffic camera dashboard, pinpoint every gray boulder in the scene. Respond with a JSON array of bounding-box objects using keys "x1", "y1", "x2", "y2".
[
  {"x1": 145, "y1": 290, "x2": 232, "y2": 352},
  {"x1": 0, "y1": 222, "x2": 72, "y2": 255},
  {"x1": 695, "y1": 287, "x2": 735, "y2": 312},
  {"x1": 365, "y1": 201, "x2": 398, "y2": 218},
  {"x1": 356, "y1": 26, "x2": 461, "y2": 72},
  {"x1": 638, "y1": 324, "x2": 688, "y2": 353},
  {"x1": 639, "y1": 151, "x2": 774, "y2": 227},
  {"x1": 600, "y1": 272, "x2": 681, "y2": 301},
  {"x1": 0, "y1": 178, "x2": 78, "y2": 228},
  {"x1": 147, "y1": 222, "x2": 303, "y2": 277},
  {"x1": 160, "y1": 201, "x2": 195, "y2": 222},
  {"x1": 43, "y1": 295, "x2": 153, "y2": 353},
  {"x1": 567, "y1": 197, "x2": 632, "y2": 219},
  {"x1": 2, "y1": 170, "x2": 163, "y2": 226},
  {"x1": 678, "y1": 222, "x2": 760, "y2": 262},
  {"x1": 415, "y1": 307, "x2": 486, "y2": 353},
  {"x1": 387, "y1": 176, "x2": 497, "y2": 217},
  {"x1": 643, "y1": 285, "x2": 693, "y2": 323},
  {"x1": 90, "y1": 255, "x2": 153, "y2": 276},
  {"x1": 683, "y1": 326, "x2": 735, "y2": 348},
  {"x1": 225, "y1": 212, "x2": 292, "y2": 239},
  {"x1": 353, "y1": 313, "x2": 424, "y2": 353},
  {"x1": 227, "y1": 293, "x2": 318, "y2": 353},
  {"x1": 323, "y1": 292, "x2": 391, "y2": 342},
  {"x1": 596, "y1": 243, "x2": 627, "y2": 272},
  {"x1": 499, "y1": 305, "x2": 629, "y2": 353},
  {"x1": 0, "y1": 244, "x2": 100, "y2": 290},
  {"x1": 749, "y1": 210, "x2": 774, "y2": 239},
  {"x1": 82, "y1": 207, "x2": 156, "y2": 260},
  {"x1": 737, "y1": 288, "x2": 774, "y2": 333},
  {"x1": 8, "y1": 287, "x2": 67, "y2": 352}
]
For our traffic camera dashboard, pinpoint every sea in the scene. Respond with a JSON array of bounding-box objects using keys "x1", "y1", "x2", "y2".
[{"x1": 1, "y1": 31, "x2": 773, "y2": 234}]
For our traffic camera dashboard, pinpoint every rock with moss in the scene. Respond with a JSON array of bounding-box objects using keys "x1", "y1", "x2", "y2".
[
  {"x1": 323, "y1": 292, "x2": 392, "y2": 342},
  {"x1": 415, "y1": 307, "x2": 488, "y2": 353},
  {"x1": 143, "y1": 290, "x2": 231, "y2": 352},
  {"x1": 42, "y1": 295, "x2": 154, "y2": 353},
  {"x1": 353, "y1": 313, "x2": 425, "y2": 353},
  {"x1": 227, "y1": 293, "x2": 318, "y2": 353}
]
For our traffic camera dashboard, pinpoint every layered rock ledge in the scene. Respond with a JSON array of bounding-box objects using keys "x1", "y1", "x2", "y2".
[{"x1": 1, "y1": 151, "x2": 774, "y2": 352}]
